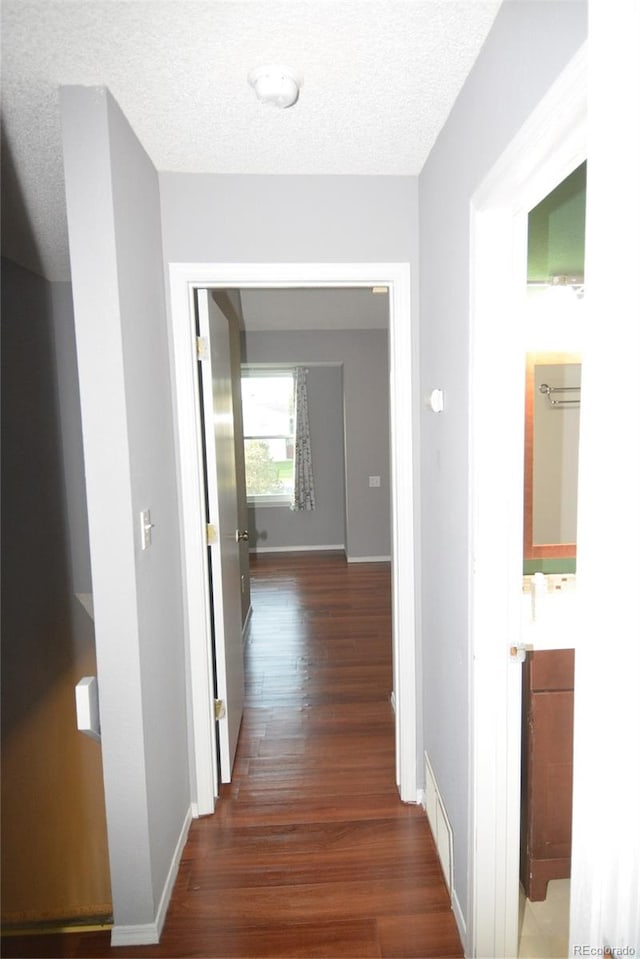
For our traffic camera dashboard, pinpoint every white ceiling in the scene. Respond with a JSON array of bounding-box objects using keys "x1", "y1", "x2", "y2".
[{"x1": 1, "y1": 0, "x2": 501, "y2": 283}]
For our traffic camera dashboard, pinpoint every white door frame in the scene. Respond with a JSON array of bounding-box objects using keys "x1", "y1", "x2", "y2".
[
  {"x1": 468, "y1": 47, "x2": 586, "y2": 957},
  {"x1": 168, "y1": 262, "x2": 417, "y2": 816}
]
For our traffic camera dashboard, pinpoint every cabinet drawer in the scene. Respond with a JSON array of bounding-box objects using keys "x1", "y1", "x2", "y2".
[{"x1": 528, "y1": 649, "x2": 575, "y2": 691}]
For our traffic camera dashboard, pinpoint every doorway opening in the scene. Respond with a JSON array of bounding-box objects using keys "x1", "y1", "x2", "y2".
[
  {"x1": 231, "y1": 287, "x2": 390, "y2": 787},
  {"x1": 518, "y1": 160, "x2": 585, "y2": 958},
  {"x1": 168, "y1": 262, "x2": 417, "y2": 818},
  {"x1": 468, "y1": 46, "x2": 586, "y2": 958}
]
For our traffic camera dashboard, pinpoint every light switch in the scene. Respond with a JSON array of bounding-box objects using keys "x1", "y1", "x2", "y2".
[
  {"x1": 140, "y1": 509, "x2": 153, "y2": 550},
  {"x1": 369, "y1": 476, "x2": 381, "y2": 488},
  {"x1": 75, "y1": 676, "x2": 101, "y2": 743},
  {"x1": 426, "y1": 389, "x2": 445, "y2": 413}
]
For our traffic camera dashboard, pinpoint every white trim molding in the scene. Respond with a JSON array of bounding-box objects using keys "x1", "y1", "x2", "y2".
[
  {"x1": 452, "y1": 889, "x2": 466, "y2": 948},
  {"x1": 249, "y1": 544, "x2": 345, "y2": 553},
  {"x1": 168, "y1": 262, "x2": 418, "y2": 811},
  {"x1": 110, "y1": 806, "x2": 192, "y2": 946},
  {"x1": 110, "y1": 923, "x2": 159, "y2": 948},
  {"x1": 346, "y1": 555, "x2": 392, "y2": 564},
  {"x1": 421, "y1": 752, "x2": 465, "y2": 943}
]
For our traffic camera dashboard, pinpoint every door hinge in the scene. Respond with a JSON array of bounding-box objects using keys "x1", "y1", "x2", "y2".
[
  {"x1": 196, "y1": 336, "x2": 209, "y2": 361},
  {"x1": 214, "y1": 699, "x2": 226, "y2": 721},
  {"x1": 206, "y1": 523, "x2": 217, "y2": 545}
]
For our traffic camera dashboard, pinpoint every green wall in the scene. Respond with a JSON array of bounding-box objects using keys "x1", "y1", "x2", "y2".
[{"x1": 528, "y1": 161, "x2": 586, "y2": 281}]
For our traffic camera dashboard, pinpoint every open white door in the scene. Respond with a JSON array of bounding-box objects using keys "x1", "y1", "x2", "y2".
[{"x1": 195, "y1": 288, "x2": 245, "y2": 783}]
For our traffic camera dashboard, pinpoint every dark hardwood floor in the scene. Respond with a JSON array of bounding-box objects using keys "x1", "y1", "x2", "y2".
[{"x1": 3, "y1": 552, "x2": 462, "y2": 959}]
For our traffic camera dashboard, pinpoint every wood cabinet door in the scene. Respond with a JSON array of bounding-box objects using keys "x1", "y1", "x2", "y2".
[
  {"x1": 521, "y1": 649, "x2": 575, "y2": 900},
  {"x1": 528, "y1": 689, "x2": 574, "y2": 861}
]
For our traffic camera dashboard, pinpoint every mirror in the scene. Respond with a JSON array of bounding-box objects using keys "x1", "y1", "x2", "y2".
[
  {"x1": 524, "y1": 352, "x2": 581, "y2": 566},
  {"x1": 524, "y1": 162, "x2": 586, "y2": 574}
]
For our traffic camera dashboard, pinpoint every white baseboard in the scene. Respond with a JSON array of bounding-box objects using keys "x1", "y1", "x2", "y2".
[
  {"x1": 110, "y1": 805, "x2": 192, "y2": 947},
  {"x1": 423, "y1": 751, "x2": 454, "y2": 894},
  {"x1": 111, "y1": 923, "x2": 159, "y2": 947},
  {"x1": 249, "y1": 544, "x2": 345, "y2": 553},
  {"x1": 153, "y1": 805, "x2": 192, "y2": 938},
  {"x1": 451, "y1": 887, "x2": 467, "y2": 952},
  {"x1": 346, "y1": 555, "x2": 391, "y2": 563}
]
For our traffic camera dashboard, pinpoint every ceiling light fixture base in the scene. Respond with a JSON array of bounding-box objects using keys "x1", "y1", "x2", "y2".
[{"x1": 248, "y1": 64, "x2": 302, "y2": 109}]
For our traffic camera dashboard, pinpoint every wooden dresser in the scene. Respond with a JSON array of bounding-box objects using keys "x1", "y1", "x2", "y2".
[{"x1": 520, "y1": 648, "x2": 575, "y2": 901}]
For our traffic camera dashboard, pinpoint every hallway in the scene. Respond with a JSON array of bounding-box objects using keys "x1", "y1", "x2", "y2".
[{"x1": 5, "y1": 552, "x2": 462, "y2": 958}]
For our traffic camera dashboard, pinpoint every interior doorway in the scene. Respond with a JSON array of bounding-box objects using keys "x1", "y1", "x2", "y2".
[
  {"x1": 468, "y1": 46, "x2": 586, "y2": 958},
  {"x1": 196, "y1": 285, "x2": 389, "y2": 787},
  {"x1": 168, "y1": 262, "x2": 418, "y2": 817},
  {"x1": 518, "y1": 162, "x2": 585, "y2": 958}
]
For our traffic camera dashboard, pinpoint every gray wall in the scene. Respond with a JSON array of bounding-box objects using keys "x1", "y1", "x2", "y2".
[
  {"x1": 159, "y1": 174, "x2": 419, "y2": 283},
  {"x1": 1, "y1": 258, "x2": 111, "y2": 921},
  {"x1": 60, "y1": 87, "x2": 190, "y2": 932},
  {"x1": 417, "y1": 0, "x2": 587, "y2": 923},
  {"x1": 243, "y1": 330, "x2": 389, "y2": 559}
]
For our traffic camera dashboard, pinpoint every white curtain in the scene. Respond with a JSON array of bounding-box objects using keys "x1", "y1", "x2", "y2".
[{"x1": 291, "y1": 367, "x2": 316, "y2": 511}]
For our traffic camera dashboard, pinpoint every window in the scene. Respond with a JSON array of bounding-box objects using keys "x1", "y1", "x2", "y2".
[{"x1": 241, "y1": 369, "x2": 295, "y2": 504}]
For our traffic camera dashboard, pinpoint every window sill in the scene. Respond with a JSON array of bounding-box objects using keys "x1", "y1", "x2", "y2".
[{"x1": 247, "y1": 497, "x2": 292, "y2": 509}]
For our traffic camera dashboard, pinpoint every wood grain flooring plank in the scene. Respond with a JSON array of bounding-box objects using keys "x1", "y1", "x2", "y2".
[
  {"x1": 153, "y1": 917, "x2": 383, "y2": 959},
  {"x1": 175, "y1": 877, "x2": 451, "y2": 923},
  {"x1": 213, "y1": 792, "x2": 424, "y2": 828},
  {"x1": 377, "y1": 912, "x2": 465, "y2": 958},
  {"x1": 185, "y1": 820, "x2": 441, "y2": 890}
]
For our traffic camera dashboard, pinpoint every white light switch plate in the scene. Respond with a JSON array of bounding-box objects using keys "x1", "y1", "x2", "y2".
[
  {"x1": 140, "y1": 509, "x2": 153, "y2": 550},
  {"x1": 75, "y1": 676, "x2": 101, "y2": 743},
  {"x1": 426, "y1": 388, "x2": 445, "y2": 413}
]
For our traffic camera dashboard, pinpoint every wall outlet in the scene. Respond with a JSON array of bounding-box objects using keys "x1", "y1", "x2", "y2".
[{"x1": 369, "y1": 475, "x2": 381, "y2": 488}]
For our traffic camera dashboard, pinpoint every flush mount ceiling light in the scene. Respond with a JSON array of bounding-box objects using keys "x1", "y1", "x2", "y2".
[{"x1": 248, "y1": 64, "x2": 302, "y2": 109}]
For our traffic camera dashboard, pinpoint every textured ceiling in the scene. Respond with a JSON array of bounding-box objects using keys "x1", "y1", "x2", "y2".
[{"x1": 1, "y1": 0, "x2": 502, "y2": 281}]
